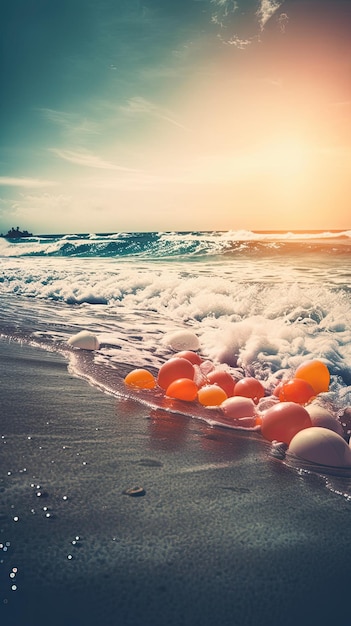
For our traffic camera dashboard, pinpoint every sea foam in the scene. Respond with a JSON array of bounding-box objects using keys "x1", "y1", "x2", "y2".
[{"x1": 1, "y1": 231, "x2": 351, "y2": 415}]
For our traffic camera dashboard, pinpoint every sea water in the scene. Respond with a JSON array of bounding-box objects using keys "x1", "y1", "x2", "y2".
[{"x1": 1, "y1": 230, "x2": 351, "y2": 493}]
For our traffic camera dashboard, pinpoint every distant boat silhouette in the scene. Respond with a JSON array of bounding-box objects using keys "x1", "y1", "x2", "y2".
[{"x1": 2, "y1": 226, "x2": 33, "y2": 239}]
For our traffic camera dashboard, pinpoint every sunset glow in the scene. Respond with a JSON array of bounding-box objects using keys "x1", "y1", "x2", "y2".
[{"x1": 1, "y1": 0, "x2": 350, "y2": 233}]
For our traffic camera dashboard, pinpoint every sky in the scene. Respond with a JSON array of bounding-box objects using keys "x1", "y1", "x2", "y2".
[{"x1": 0, "y1": 0, "x2": 350, "y2": 234}]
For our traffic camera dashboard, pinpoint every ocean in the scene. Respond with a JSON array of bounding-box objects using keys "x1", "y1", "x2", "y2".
[
  {"x1": 2, "y1": 229, "x2": 351, "y2": 625},
  {"x1": 1, "y1": 230, "x2": 351, "y2": 480},
  {"x1": 2, "y1": 229, "x2": 351, "y2": 403}
]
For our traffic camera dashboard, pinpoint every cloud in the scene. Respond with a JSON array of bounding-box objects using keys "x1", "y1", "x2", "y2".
[
  {"x1": 50, "y1": 149, "x2": 139, "y2": 172},
  {"x1": 39, "y1": 108, "x2": 101, "y2": 135},
  {"x1": 256, "y1": 1, "x2": 283, "y2": 29},
  {"x1": 210, "y1": 0, "x2": 239, "y2": 32},
  {"x1": 0, "y1": 177, "x2": 57, "y2": 188},
  {"x1": 224, "y1": 35, "x2": 252, "y2": 49},
  {"x1": 13, "y1": 193, "x2": 72, "y2": 210},
  {"x1": 6, "y1": 193, "x2": 74, "y2": 231},
  {"x1": 210, "y1": 0, "x2": 238, "y2": 13},
  {"x1": 210, "y1": 1, "x2": 259, "y2": 47},
  {"x1": 120, "y1": 97, "x2": 190, "y2": 131}
]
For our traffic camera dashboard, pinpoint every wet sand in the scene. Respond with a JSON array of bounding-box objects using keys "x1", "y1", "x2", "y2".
[{"x1": 0, "y1": 337, "x2": 350, "y2": 626}]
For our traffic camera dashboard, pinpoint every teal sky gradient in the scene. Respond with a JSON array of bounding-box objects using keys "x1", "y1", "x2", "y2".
[{"x1": 1, "y1": 1, "x2": 350, "y2": 234}]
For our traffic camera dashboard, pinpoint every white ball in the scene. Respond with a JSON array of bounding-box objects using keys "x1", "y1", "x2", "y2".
[
  {"x1": 67, "y1": 330, "x2": 100, "y2": 351},
  {"x1": 306, "y1": 404, "x2": 344, "y2": 436},
  {"x1": 164, "y1": 330, "x2": 200, "y2": 351},
  {"x1": 289, "y1": 427, "x2": 351, "y2": 467}
]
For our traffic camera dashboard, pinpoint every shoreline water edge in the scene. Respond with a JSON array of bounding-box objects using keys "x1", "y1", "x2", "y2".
[
  {"x1": 1, "y1": 231, "x2": 351, "y2": 483},
  {"x1": 1, "y1": 230, "x2": 351, "y2": 624},
  {"x1": 1, "y1": 337, "x2": 351, "y2": 626}
]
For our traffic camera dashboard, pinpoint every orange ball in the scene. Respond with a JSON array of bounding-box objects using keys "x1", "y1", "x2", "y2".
[
  {"x1": 166, "y1": 378, "x2": 199, "y2": 402},
  {"x1": 278, "y1": 378, "x2": 315, "y2": 404},
  {"x1": 157, "y1": 357, "x2": 195, "y2": 390},
  {"x1": 173, "y1": 351, "x2": 202, "y2": 365},
  {"x1": 260, "y1": 401, "x2": 312, "y2": 445},
  {"x1": 124, "y1": 368, "x2": 156, "y2": 389},
  {"x1": 206, "y1": 370, "x2": 236, "y2": 397},
  {"x1": 233, "y1": 377, "x2": 265, "y2": 403},
  {"x1": 197, "y1": 385, "x2": 228, "y2": 407},
  {"x1": 294, "y1": 360, "x2": 330, "y2": 394}
]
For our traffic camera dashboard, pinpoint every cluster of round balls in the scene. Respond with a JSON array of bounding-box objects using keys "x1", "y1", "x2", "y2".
[{"x1": 124, "y1": 353, "x2": 351, "y2": 469}]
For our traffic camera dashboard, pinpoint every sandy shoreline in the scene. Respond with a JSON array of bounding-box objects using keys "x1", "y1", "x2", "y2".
[{"x1": 1, "y1": 337, "x2": 350, "y2": 626}]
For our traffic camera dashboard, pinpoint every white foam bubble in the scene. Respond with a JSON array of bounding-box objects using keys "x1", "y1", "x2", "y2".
[
  {"x1": 1, "y1": 254, "x2": 351, "y2": 412},
  {"x1": 68, "y1": 331, "x2": 100, "y2": 351},
  {"x1": 163, "y1": 330, "x2": 200, "y2": 351}
]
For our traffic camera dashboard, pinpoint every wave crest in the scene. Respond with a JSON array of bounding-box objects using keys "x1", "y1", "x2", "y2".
[{"x1": 1, "y1": 230, "x2": 350, "y2": 259}]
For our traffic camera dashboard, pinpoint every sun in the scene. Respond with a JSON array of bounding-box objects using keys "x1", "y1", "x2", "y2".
[{"x1": 256, "y1": 136, "x2": 312, "y2": 179}]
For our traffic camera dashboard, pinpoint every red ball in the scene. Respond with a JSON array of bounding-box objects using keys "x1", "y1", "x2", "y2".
[
  {"x1": 173, "y1": 350, "x2": 202, "y2": 365},
  {"x1": 273, "y1": 382, "x2": 283, "y2": 398},
  {"x1": 157, "y1": 357, "x2": 195, "y2": 390},
  {"x1": 206, "y1": 370, "x2": 236, "y2": 397},
  {"x1": 278, "y1": 378, "x2": 315, "y2": 404},
  {"x1": 165, "y1": 378, "x2": 198, "y2": 402},
  {"x1": 234, "y1": 377, "x2": 265, "y2": 403},
  {"x1": 260, "y1": 402, "x2": 312, "y2": 445}
]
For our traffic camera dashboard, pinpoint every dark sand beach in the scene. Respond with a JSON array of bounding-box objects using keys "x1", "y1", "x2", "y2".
[{"x1": 1, "y1": 337, "x2": 350, "y2": 626}]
